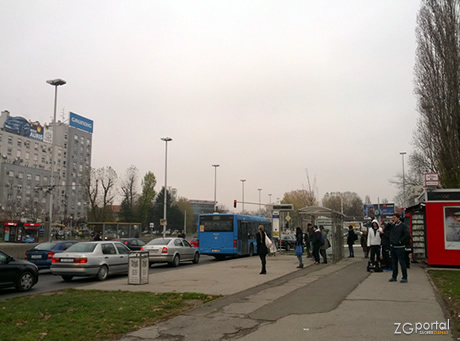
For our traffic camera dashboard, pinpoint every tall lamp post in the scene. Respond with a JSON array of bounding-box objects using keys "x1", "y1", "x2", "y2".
[
  {"x1": 400, "y1": 151, "x2": 407, "y2": 208},
  {"x1": 212, "y1": 164, "x2": 219, "y2": 211},
  {"x1": 46, "y1": 78, "x2": 66, "y2": 242},
  {"x1": 240, "y1": 179, "x2": 246, "y2": 213},
  {"x1": 161, "y1": 137, "x2": 172, "y2": 238},
  {"x1": 258, "y1": 188, "x2": 262, "y2": 215}
]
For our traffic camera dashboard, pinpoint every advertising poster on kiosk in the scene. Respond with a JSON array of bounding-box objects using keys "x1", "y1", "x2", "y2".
[{"x1": 444, "y1": 206, "x2": 460, "y2": 250}]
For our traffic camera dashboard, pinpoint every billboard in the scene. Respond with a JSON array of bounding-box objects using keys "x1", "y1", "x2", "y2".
[
  {"x1": 3, "y1": 115, "x2": 51, "y2": 144},
  {"x1": 69, "y1": 112, "x2": 93, "y2": 133},
  {"x1": 363, "y1": 203, "x2": 395, "y2": 218}
]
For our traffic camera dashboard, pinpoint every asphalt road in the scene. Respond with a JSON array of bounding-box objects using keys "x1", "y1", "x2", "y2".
[{"x1": 0, "y1": 254, "x2": 216, "y2": 300}]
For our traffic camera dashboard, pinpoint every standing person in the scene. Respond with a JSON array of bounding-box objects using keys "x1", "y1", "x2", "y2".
[
  {"x1": 367, "y1": 220, "x2": 383, "y2": 265},
  {"x1": 93, "y1": 232, "x2": 102, "y2": 241},
  {"x1": 361, "y1": 228, "x2": 369, "y2": 258},
  {"x1": 295, "y1": 227, "x2": 304, "y2": 268},
  {"x1": 381, "y1": 221, "x2": 392, "y2": 270},
  {"x1": 311, "y1": 225, "x2": 322, "y2": 265},
  {"x1": 389, "y1": 213, "x2": 410, "y2": 283},
  {"x1": 307, "y1": 223, "x2": 314, "y2": 259},
  {"x1": 346, "y1": 225, "x2": 357, "y2": 257},
  {"x1": 256, "y1": 225, "x2": 268, "y2": 274},
  {"x1": 304, "y1": 227, "x2": 311, "y2": 258},
  {"x1": 319, "y1": 225, "x2": 330, "y2": 264}
]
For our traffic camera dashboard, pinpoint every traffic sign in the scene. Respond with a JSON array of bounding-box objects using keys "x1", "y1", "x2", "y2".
[{"x1": 160, "y1": 219, "x2": 167, "y2": 226}]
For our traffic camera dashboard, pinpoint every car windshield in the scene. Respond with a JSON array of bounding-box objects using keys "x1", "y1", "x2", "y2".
[
  {"x1": 65, "y1": 243, "x2": 97, "y2": 253},
  {"x1": 147, "y1": 239, "x2": 171, "y2": 246},
  {"x1": 33, "y1": 242, "x2": 57, "y2": 250}
]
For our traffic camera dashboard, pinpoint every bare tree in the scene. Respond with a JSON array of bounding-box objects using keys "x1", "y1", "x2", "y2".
[
  {"x1": 119, "y1": 166, "x2": 139, "y2": 222},
  {"x1": 414, "y1": 1, "x2": 460, "y2": 187},
  {"x1": 83, "y1": 166, "x2": 118, "y2": 221}
]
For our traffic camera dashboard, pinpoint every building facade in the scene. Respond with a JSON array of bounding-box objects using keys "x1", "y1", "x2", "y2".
[{"x1": 0, "y1": 110, "x2": 93, "y2": 225}]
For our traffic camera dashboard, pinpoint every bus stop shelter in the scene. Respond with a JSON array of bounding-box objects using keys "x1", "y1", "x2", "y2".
[{"x1": 298, "y1": 206, "x2": 345, "y2": 263}]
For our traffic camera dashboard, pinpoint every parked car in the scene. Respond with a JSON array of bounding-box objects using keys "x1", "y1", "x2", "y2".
[
  {"x1": 189, "y1": 237, "x2": 199, "y2": 248},
  {"x1": 0, "y1": 250, "x2": 39, "y2": 291},
  {"x1": 273, "y1": 234, "x2": 297, "y2": 251},
  {"x1": 50, "y1": 241, "x2": 131, "y2": 281},
  {"x1": 25, "y1": 241, "x2": 79, "y2": 269},
  {"x1": 141, "y1": 237, "x2": 200, "y2": 267},
  {"x1": 116, "y1": 238, "x2": 146, "y2": 251}
]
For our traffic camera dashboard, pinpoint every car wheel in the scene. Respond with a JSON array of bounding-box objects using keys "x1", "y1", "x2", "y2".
[
  {"x1": 96, "y1": 265, "x2": 109, "y2": 281},
  {"x1": 169, "y1": 254, "x2": 180, "y2": 267},
  {"x1": 286, "y1": 244, "x2": 291, "y2": 251},
  {"x1": 16, "y1": 271, "x2": 35, "y2": 292},
  {"x1": 249, "y1": 244, "x2": 254, "y2": 257},
  {"x1": 192, "y1": 252, "x2": 200, "y2": 264},
  {"x1": 62, "y1": 275, "x2": 73, "y2": 282}
]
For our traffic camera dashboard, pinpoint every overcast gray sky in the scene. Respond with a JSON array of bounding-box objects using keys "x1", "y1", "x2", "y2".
[{"x1": 1, "y1": 0, "x2": 420, "y2": 211}]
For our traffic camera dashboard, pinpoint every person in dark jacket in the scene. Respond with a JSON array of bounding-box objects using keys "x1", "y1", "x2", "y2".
[
  {"x1": 380, "y1": 221, "x2": 392, "y2": 270},
  {"x1": 304, "y1": 225, "x2": 311, "y2": 258},
  {"x1": 256, "y1": 225, "x2": 268, "y2": 274},
  {"x1": 346, "y1": 225, "x2": 356, "y2": 257},
  {"x1": 311, "y1": 225, "x2": 322, "y2": 265},
  {"x1": 295, "y1": 227, "x2": 304, "y2": 268},
  {"x1": 389, "y1": 213, "x2": 410, "y2": 283}
]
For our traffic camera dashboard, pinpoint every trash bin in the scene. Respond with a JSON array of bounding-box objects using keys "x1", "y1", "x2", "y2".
[{"x1": 128, "y1": 251, "x2": 149, "y2": 285}]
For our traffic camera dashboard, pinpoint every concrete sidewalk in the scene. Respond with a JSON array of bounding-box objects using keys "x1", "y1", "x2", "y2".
[{"x1": 83, "y1": 253, "x2": 454, "y2": 340}]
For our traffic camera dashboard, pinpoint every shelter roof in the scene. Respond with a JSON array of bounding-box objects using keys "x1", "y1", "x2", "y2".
[{"x1": 298, "y1": 206, "x2": 344, "y2": 217}]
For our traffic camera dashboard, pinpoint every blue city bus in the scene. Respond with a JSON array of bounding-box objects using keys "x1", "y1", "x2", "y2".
[{"x1": 197, "y1": 214, "x2": 272, "y2": 259}]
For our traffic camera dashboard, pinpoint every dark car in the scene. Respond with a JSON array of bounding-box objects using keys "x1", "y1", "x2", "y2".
[
  {"x1": 117, "y1": 238, "x2": 146, "y2": 251},
  {"x1": 3, "y1": 116, "x2": 30, "y2": 136},
  {"x1": 25, "y1": 241, "x2": 79, "y2": 269},
  {"x1": 274, "y1": 234, "x2": 297, "y2": 251},
  {"x1": 0, "y1": 250, "x2": 39, "y2": 291}
]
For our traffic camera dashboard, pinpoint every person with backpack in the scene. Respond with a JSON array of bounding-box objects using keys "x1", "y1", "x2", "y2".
[
  {"x1": 311, "y1": 225, "x2": 322, "y2": 265},
  {"x1": 319, "y1": 225, "x2": 330, "y2": 264}
]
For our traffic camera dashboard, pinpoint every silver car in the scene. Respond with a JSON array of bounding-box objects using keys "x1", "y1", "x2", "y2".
[
  {"x1": 50, "y1": 241, "x2": 131, "y2": 281},
  {"x1": 141, "y1": 237, "x2": 200, "y2": 267}
]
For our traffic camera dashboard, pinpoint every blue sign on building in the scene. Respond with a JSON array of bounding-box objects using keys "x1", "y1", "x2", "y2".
[{"x1": 69, "y1": 112, "x2": 93, "y2": 133}]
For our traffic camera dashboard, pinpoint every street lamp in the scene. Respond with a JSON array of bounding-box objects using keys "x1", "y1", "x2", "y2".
[
  {"x1": 161, "y1": 137, "x2": 172, "y2": 239},
  {"x1": 46, "y1": 78, "x2": 66, "y2": 242},
  {"x1": 268, "y1": 194, "x2": 272, "y2": 204},
  {"x1": 258, "y1": 188, "x2": 262, "y2": 215},
  {"x1": 400, "y1": 151, "x2": 407, "y2": 208},
  {"x1": 212, "y1": 164, "x2": 219, "y2": 211},
  {"x1": 240, "y1": 179, "x2": 246, "y2": 213}
]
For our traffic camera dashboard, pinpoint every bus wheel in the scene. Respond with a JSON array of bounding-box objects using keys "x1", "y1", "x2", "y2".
[{"x1": 249, "y1": 245, "x2": 254, "y2": 257}]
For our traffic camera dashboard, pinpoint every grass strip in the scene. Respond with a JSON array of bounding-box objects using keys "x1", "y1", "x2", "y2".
[
  {"x1": 427, "y1": 270, "x2": 460, "y2": 336},
  {"x1": 0, "y1": 289, "x2": 218, "y2": 341}
]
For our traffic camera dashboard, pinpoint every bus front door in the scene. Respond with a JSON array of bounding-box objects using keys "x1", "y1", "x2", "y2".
[{"x1": 239, "y1": 222, "x2": 249, "y2": 255}]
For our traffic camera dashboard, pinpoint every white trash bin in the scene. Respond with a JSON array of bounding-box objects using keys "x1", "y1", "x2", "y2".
[{"x1": 128, "y1": 251, "x2": 149, "y2": 285}]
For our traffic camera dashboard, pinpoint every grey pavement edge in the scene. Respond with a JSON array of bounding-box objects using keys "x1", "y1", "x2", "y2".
[{"x1": 81, "y1": 252, "x2": 455, "y2": 341}]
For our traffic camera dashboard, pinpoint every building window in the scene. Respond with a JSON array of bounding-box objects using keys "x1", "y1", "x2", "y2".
[
  {"x1": 35, "y1": 175, "x2": 40, "y2": 181},
  {"x1": 25, "y1": 141, "x2": 30, "y2": 148},
  {"x1": 26, "y1": 173, "x2": 32, "y2": 180},
  {"x1": 64, "y1": 133, "x2": 68, "y2": 140},
  {"x1": 17, "y1": 139, "x2": 22, "y2": 147},
  {"x1": 16, "y1": 150, "x2": 21, "y2": 158},
  {"x1": 8, "y1": 136, "x2": 13, "y2": 144},
  {"x1": 8, "y1": 171, "x2": 14, "y2": 177},
  {"x1": 34, "y1": 143, "x2": 38, "y2": 151},
  {"x1": 41, "y1": 156, "x2": 45, "y2": 163},
  {"x1": 7, "y1": 148, "x2": 12, "y2": 156},
  {"x1": 25, "y1": 152, "x2": 30, "y2": 160},
  {"x1": 0, "y1": 133, "x2": 2, "y2": 142},
  {"x1": 18, "y1": 172, "x2": 23, "y2": 179}
]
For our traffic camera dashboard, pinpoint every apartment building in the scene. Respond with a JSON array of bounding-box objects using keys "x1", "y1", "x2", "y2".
[{"x1": 0, "y1": 110, "x2": 93, "y2": 224}]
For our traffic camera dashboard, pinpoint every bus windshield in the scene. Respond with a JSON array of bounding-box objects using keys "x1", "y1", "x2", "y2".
[{"x1": 200, "y1": 215, "x2": 234, "y2": 232}]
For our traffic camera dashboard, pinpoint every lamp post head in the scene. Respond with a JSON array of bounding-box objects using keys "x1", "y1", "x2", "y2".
[
  {"x1": 400, "y1": 151, "x2": 407, "y2": 155},
  {"x1": 46, "y1": 79, "x2": 66, "y2": 86},
  {"x1": 161, "y1": 137, "x2": 172, "y2": 142},
  {"x1": 212, "y1": 164, "x2": 220, "y2": 168}
]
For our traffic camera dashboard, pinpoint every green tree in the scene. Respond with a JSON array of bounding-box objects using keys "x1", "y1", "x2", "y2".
[
  {"x1": 175, "y1": 197, "x2": 195, "y2": 233},
  {"x1": 281, "y1": 189, "x2": 318, "y2": 227},
  {"x1": 413, "y1": 1, "x2": 460, "y2": 188},
  {"x1": 136, "y1": 172, "x2": 156, "y2": 227}
]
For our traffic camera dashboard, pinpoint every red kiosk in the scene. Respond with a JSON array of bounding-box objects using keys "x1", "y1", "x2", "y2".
[
  {"x1": 406, "y1": 188, "x2": 460, "y2": 266},
  {"x1": 3, "y1": 222, "x2": 41, "y2": 243}
]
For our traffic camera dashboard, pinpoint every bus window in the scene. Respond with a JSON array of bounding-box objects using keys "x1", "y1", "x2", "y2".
[{"x1": 200, "y1": 215, "x2": 234, "y2": 232}]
